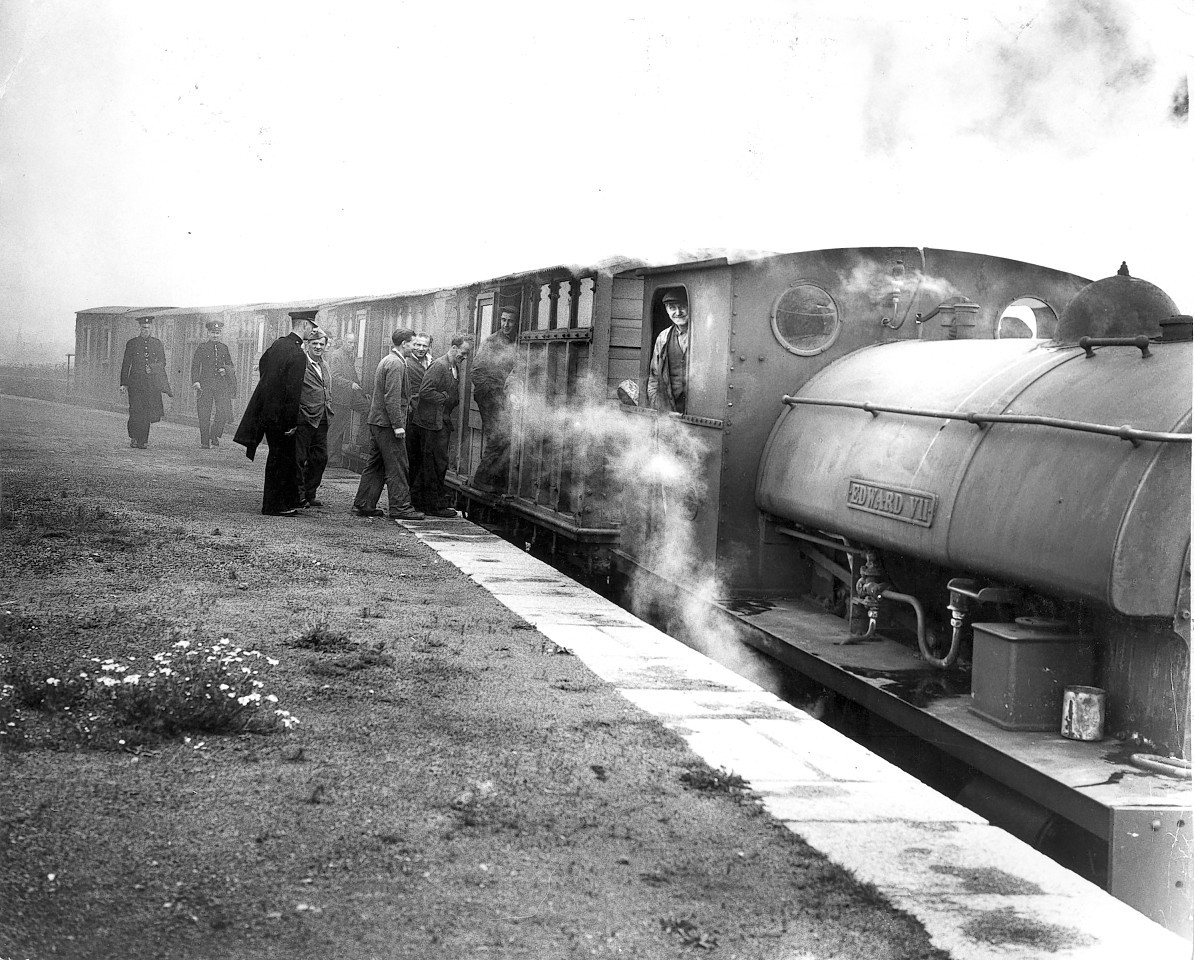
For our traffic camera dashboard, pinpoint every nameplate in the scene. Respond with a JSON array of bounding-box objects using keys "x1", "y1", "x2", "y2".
[{"x1": 846, "y1": 479, "x2": 937, "y2": 527}]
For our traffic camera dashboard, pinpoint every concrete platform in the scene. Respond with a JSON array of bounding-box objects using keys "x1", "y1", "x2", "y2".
[{"x1": 401, "y1": 519, "x2": 1191, "y2": 960}]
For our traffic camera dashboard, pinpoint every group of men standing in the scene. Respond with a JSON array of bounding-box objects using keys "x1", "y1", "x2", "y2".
[
  {"x1": 231, "y1": 310, "x2": 333, "y2": 515},
  {"x1": 223, "y1": 309, "x2": 475, "y2": 521},
  {"x1": 350, "y1": 329, "x2": 474, "y2": 521},
  {"x1": 119, "y1": 301, "x2": 542, "y2": 522}
]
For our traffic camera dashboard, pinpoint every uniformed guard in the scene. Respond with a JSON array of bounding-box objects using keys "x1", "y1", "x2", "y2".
[
  {"x1": 119, "y1": 316, "x2": 169, "y2": 449},
  {"x1": 191, "y1": 319, "x2": 237, "y2": 449}
]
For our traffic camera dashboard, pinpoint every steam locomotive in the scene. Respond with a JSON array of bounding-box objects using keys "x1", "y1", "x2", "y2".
[{"x1": 73, "y1": 245, "x2": 1191, "y2": 931}]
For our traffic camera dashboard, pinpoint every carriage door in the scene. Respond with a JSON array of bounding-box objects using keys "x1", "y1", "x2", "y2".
[
  {"x1": 460, "y1": 292, "x2": 496, "y2": 481},
  {"x1": 511, "y1": 277, "x2": 593, "y2": 517}
]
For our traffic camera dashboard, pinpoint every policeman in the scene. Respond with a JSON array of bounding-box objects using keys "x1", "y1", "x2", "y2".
[{"x1": 191, "y1": 319, "x2": 237, "y2": 449}]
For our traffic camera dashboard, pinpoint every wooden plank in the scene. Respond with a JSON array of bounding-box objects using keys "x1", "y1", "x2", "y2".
[
  {"x1": 612, "y1": 276, "x2": 643, "y2": 298},
  {"x1": 609, "y1": 327, "x2": 642, "y2": 349},
  {"x1": 610, "y1": 298, "x2": 643, "y2": 321},
  {"x1": 607, "y1": 357, "x2": 639, "y2": 381}
]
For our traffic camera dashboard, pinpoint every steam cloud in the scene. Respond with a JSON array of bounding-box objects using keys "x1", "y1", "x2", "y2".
[
  {"x1": 506, "y1": 368, "x2": 790, "y2": 695},
  {"x1": 838, "y1": 260, "x2": 964, "y2": 305},
  {"x1": 862, "y1": 0, "x2": 1184, "y2": 157}
]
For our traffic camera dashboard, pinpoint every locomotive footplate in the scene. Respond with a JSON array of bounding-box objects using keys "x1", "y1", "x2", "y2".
[
  {"x1": 609, "y1": 552, "x2": 1191, "y2": 934},
  {"x1": 719, "y1": 594, "x2": 1192, "y2": 933}
]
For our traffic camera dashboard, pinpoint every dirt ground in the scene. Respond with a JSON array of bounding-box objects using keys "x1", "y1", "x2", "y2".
[{"x1": 0, "y1": 396, "x2": 948, "y2": 960}]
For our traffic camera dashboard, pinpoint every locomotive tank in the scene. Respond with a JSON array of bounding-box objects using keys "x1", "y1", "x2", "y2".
[{"x1": 756, "y1": 276, "x2": 1192, "y2": 623}]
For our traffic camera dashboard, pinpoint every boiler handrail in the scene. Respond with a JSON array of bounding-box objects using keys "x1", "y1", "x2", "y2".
[{"x1": 780, "y1": 395, "x2": 1192, "y2": 446}]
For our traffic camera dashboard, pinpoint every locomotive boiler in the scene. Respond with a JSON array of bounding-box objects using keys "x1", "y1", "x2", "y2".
[
  {"x1": 756, "y1": 265, "x2": 1190, "y2": 753},
  {"x1": 746, "y1": 264, "x2": 1191, "y2": 930}
]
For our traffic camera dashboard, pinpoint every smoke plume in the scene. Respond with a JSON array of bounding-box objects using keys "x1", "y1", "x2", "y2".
[{"x1": 507, "y1": 368, "x2": 790, "y2": 695}]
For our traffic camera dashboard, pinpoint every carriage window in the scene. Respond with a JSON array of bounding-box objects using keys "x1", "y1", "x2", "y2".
[
  {"x1": 771, "y1": 282, "x2": 841, "y2": 356},
  {"x1": 996, "y1": 296, "x2": 1058, "y2": 339}
]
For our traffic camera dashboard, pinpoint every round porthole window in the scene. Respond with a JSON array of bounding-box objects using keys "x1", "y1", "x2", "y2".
[{"x1": 771, "y1": 283, "x2": 841, "y2": 356}]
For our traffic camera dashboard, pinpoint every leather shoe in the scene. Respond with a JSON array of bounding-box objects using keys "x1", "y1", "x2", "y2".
[
  {"x1": 352, "y1": 506, "x2": 385, "y2": 517},
  {"x1": 263, "y1": 508, "x2": 298, "y2": 516},
  {"x1": 390, "y1": 508, "x2": 426, "y2": 521},
  {"x1": 306, "y1": 498, "x2": 323, "y2": 507},
  {"x1": 428, "y1": 507, "x2": 458, "y2": 519}
]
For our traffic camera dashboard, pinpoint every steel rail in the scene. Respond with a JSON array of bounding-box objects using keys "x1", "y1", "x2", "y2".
[{"x1": 780, "y1": 395, "x2": 1192, "y2": 445}]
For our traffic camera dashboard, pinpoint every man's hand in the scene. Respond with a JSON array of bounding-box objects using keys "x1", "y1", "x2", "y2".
[
  {"x1": 119, "y1": 385, "x2": 127, "y2": 393},
  {"x1": 192, "y1": 382, "x2": 201, "y2": 391},
  {"x1": 352, "y1": 383, "x2": 362, "y2": 392},
  {"x1": 393, "y1": 427, "x2": 406, "y2": 438}
]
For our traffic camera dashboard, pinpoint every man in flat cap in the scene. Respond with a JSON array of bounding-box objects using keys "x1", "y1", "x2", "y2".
[
  {"x1": 234, "y1": 309, "x2": 319, "y2": 516},
  {"x1": 119, "y1": 315, "x2": 169, "y2": 449},
  {"x1": 646, "y1": 288, "x2": 690, "y2": 414},
  {"x1": 469, "y1": 305, "x2": 518, "y2": 493},
  {"x1": 191, "y1": 319, "x2": 237, "y2": 449},
  {"x1": 413, "y1": 334, "x2": 474, "y2": 519},
  {"x1": 296, "y1": 330, "x2": 333, "y2": 508}
]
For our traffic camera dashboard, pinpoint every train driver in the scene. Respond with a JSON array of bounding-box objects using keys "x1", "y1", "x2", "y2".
[{"x1": 647, "y1": 288, "x2": 689, "y2": 415}]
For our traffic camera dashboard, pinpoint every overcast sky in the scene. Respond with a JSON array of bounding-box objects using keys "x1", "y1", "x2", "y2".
[{"x1": 0, "y1": 0, "x2": 1189, "y2": 361}]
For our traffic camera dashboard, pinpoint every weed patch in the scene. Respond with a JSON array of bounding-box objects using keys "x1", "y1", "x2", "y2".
[
  {"x1": 0, "y1": 637, "x2": 299, "y2": 750},
  {"x1": 293, "y1": 620, "x2": 354, "y2": 650},
  {"x1": 679, "y1": 763, "x2": 752, "y2": 801},
  {"x1": 660, "y1": 916, "x2": 718, "y2": 950}
]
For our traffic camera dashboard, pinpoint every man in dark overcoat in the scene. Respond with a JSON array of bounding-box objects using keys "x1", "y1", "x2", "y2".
[
  {"x1": 234, "y1": 310, "x2": 319, "y2": 516},
  {"x1": 412, "y1": 334, "x2": 474, "y2": 518},
  {"x1": 191, "y1": 319, "x2": 237, "y2": 449},
  {"x1": 119, "y1": 315, "x2": 169, "y2": 449}
]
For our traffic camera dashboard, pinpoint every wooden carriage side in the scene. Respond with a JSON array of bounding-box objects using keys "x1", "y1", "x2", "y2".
[{"x1": 451, "y1": 260, "x2": 645, "y2": 542}]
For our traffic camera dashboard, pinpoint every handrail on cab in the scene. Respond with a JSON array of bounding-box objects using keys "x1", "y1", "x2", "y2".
[{"x1": 779, "y1": 395, "x2": 1192, "y2": 447}]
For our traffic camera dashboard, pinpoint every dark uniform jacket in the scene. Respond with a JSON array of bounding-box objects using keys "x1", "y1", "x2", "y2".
[
  {"x1": 412, "y1": 355, "x2": 461, "y2": 431},
  {"x1": 191, "y1": 340, "x2": 237, "y2": 396},
  {"x1": 120, "y1": 335, "x2": 168, "y2": 421},
  {"x1": 233, "y1": 333, "x2": 308, "y2": 460}
]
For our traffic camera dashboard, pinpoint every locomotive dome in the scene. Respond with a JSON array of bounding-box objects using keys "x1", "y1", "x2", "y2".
[{"x1": 1053, "y1": 261, "x2": 1180, "y2": 343}]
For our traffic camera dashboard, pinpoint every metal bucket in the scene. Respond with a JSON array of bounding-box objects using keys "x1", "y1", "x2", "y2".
[{"x1": 1060, "y1": 685, "x2": 1106, "y2": 741}]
